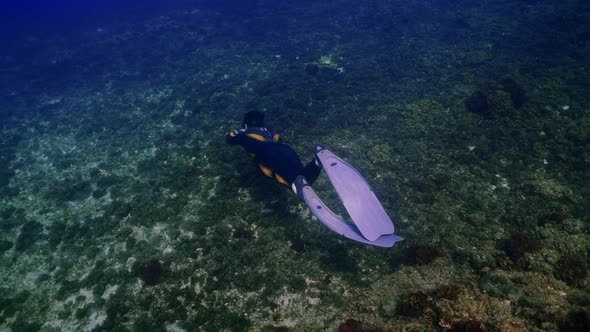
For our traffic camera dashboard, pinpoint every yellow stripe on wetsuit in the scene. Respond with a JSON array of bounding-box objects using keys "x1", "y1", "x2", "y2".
[
  {"x1": 258, "y1": 164, "x2": 289, "y2": 186},
  {"x1": 274, "y1": 174, "x2": 289, "y2": 186},
  {"x1": 246, "y1": 133, "x2": 268, "y2": 142},
  {"x1": 246, "y1": 132, "x2": 288, "y2": 186},
  {"x1": 258, "y1": 164, "x2": 273, "y2": 177}
]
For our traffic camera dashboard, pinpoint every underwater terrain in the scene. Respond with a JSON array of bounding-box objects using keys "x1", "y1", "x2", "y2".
[{"x1": 1, "y1": 0, "x2": 589, "y2": 331}]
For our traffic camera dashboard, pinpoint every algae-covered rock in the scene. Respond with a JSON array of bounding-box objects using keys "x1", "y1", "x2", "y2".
[
  {"x1": 555, "y1": 254, "x2": 588, "y2": 285},
  {"x1": 367, "y1": 143, "x2": 392, "y2": 165},
  {"x1": 567, "y1": 116, "x2": 590, "y2": 143},
  {"x1": 47, "y1": 221, "x2": 67, "y2": 247},
  {"x1": 486, "y1": 89, "x2": 515, "y2": 115},
  {"x1": 397, "y1": 291, "x2": 430, "y2": 318},
  {"x1": 316, "y1": 55, "x2": 339, "y2": 69},
  {"x1": 465, "y1": 78, "x2": 526, "y2": 115},
  {"x1": 0, "y1": 240, "x2": 12, "y2": 253},
  {"x1": 465, "y1": 90, "x2": 490, "y2": 114},
  {"x1": 505, "y1": 231, "x2": 540, "y2": 262},
  {"x1": 338, "y1": 318, "x2": 363, "y2": 332},
  {"x1": 404, "y1": 244, "x2": 443, "y2": 266},
  {"x1": 48, "y1": 179, "x2": 93, "y2": 203},
  {"x1": 478, "y1": 271, "x2": 513, "y2": 298},
  {"x1": 10, "y1": 314, "x2": 41, "y2": 332},
  {"x1": 15, "y1": 220, "x2": 43, "y2": 252},
  {"x1": 558, "y1": 309, "x2": 590, "y2": 332},
  {"x1": 436, "y1": 289, "x2": 528, "y2": 332},
  {"x1": 500, "y1": 78, "x2": 527, "y2": 108},
  {"x1": 436, "y1": 284, "x2": 462, "y2": 301},
  {"x1": 521, "y1": 170, "x2": 576, "y2": 201}
]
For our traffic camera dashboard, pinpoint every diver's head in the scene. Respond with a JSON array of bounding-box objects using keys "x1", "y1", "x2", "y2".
[{"x1": 242, "y1": 111, "x2": 265, "y2": 129}]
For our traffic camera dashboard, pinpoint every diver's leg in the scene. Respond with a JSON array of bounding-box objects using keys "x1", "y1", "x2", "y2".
[{"x1": 302, "y1": 158, "x2": 322, "y2": 185}]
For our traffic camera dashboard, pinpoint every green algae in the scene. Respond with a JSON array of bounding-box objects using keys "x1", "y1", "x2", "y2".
[
  {"x1": 15, "y1": 220, "x2": 43, "y2": 252},
  {"x1": 0, "y1": 239, "x2": 12, "y2": 254}
]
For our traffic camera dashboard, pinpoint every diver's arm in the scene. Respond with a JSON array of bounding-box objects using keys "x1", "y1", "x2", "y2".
[
  {"x1": 225, "y1": 129, "x2": 244, "y2": 145},
  {"x1": 269, "y1": 129, "x2": 281, "y2": 142}
]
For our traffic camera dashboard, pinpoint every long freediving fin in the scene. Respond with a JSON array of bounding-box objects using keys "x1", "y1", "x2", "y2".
[
  {"x1": 294, "y1": 176, "x2": 403, "y2": 248},
  {"x1": 314, "y1": 146, "x2": 397, "y2": 242}
]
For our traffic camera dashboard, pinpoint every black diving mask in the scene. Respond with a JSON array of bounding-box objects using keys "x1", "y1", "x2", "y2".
[{"x1": 242, "y1": 111, "x2": 265, "y2": 129}]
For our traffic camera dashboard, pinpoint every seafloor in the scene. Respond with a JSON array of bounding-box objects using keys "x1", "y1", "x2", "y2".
[{"x1": 1, "y1": 0, "x2": 589, "y2": 331}]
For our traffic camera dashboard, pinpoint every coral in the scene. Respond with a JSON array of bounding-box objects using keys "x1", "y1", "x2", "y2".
[
  {"x1": 338, "y1": 318, "x2": 364, "y2": 332},
  {"x1": 555, "y1": 254, "x2": 588, "y2": 285},
  {"x1": 404, "y1": 244, "x2": 443, "y2": 266},
  {"x1": 398, "y1": 291, "x2": 430, "y2": 317},
  {"x1": 139, "y1": 259, "x2": 163, "y2": 286}
]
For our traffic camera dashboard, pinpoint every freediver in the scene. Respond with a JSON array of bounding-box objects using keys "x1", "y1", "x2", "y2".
[
  {"x1": 226, "y1": 111, "x2": 403, "y2": 247},
  {"x1": 226, "y1": 110, "x2": 322, "y2": 191}
]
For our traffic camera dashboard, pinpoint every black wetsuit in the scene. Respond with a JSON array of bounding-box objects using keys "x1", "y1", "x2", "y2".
[{"x1": 226, "y1": 127, "x2": 320, "y2": 188}]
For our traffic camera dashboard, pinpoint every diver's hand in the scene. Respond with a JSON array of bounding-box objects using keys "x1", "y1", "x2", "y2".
[
  {"x1": 226, "y1": 130, "x2": 242, "y2": 144},
  {"x1": 228, "y1": 129, "x2": 246, "y2": 136}
]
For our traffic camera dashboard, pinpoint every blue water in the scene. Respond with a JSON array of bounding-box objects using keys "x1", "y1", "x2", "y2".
[{"x1": 1, "y1": 0, "x2": 589, "y2": 331}]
